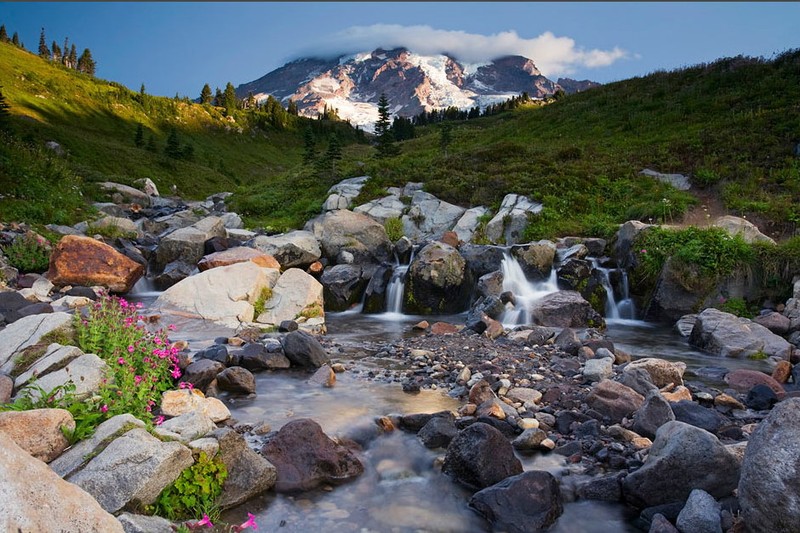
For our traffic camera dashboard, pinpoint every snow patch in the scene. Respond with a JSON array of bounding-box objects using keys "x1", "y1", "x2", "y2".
[{"x1": 406, "y1": 53, "x2": 476, "y2": 109}]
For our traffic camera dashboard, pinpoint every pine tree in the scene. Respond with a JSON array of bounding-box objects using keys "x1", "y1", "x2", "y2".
[
  {"x1": 164, "y1": 128, "x2": 181, "y2": 159},
  {"x1": 375, "y1": 93, "x2": 398, "y2": 159},
  {"x1": 140, "y1": 83, "x2": 146, "y2": 97},
  {"x1": 146, "y1": 134, "x2": 157, "y2": 153},
  {"x1": 77, "y1": 48, "x2": 96, "y2": 76},
  {"x1": 439, "y1": 122, "x2": 453, "y2": 158},
  {"x1": 38, "y1": 28, "x2": 49, "y2": 58},
  {"x1": 11, "y1": 32, "x2": 20, "y2": 47},
  {"x1": 287, "y1": 100, "x2": 298, "y2": 116},
  {"x1": 0, "y1": 25, "x2": 8, "y2": 43},
  {"x1": 200, "y1": 83, "x2": 212, "y2": 104},
  {"x1": 134, "y1": 123, "x2": 144, "y2": 148},
  {"x1": 0, "y1": 87, "x2": 12, "y2": 133},
  {"x1": 324, "y1": 133, "x2": 343, "y2": 179},
  {"x1": 303, "y1": 127, "x2": 315, "y2": 165},
  {"x1": 51, "y1": 41, "x2": 61, "y2": 62},
  {"x1": 245, "y1": 91, "x2": 256, "y2": 110},
  {"x1": 223, "y1": 82, "x2": 237, "y2": 115},
  {"x1": 62, "y1": 37, "x2": 69, "y2": 66},
  {"x1": 68, "y1": 44, "x2": 77, "y2": 69},
  {"x1": 213, "y1": 87, "x2": 222, "y2": 107}
]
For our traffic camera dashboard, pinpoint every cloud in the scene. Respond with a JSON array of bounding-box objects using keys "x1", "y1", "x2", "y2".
[{"x1": 291, "y1": 24, "x2": 628, "y2": 77}]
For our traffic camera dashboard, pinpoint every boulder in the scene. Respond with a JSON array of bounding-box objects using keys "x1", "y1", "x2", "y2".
[
  {"x1": 14, "y1": 343, "x2": 84, "y2": 389},
  {"x1": 236, "y1": 343, "x2": 291, "y2": 371},
  {"x1": 261, "y1": 418, "x2": 363, "y2": 492},
  {"x1": 155, "y1": 262, "x2": 280, "y2": 328},
  {"x1": 623, "y1": 421, "x2": 740, "y2": 507},
  {"x1": 67, "y1": 428, "x2": 193, "y2": 513},
  {"x1": 738, "y1": 398, "x2": 800, "y2": 532},
  {"x1": 214, "y1": 428, "x2": 277, "y2": 509},
  {"x1": 485, "y1": 194, "x2": 543, "y2": 245},
  {"x1": 249, "y1": 230, "x2": 321, "y2": 268},
  {"x1": 753, "y1": 311, "x2": 791, "y2": 335},
  {"x1": 181, "y1": 359, "x2": 225, "y2": 391},
  {"x1": 511, "y1": 241, "x2": 557, "y2": 280},
  {"x1": 321, "y1": 264, "x2": 366, "y2": 311},
  {"x1": 531, "y1": 290, "x2": 606, "y2": 329},
  {"x1": 0, "y1": 408, "x2": 74, "y2": 462},
  {"x1": 639, "y1": 168, "x2": 691, "y2": 191},
  {"x1": 675, "y1": 489, "x2": 722, "y2": 533},
  {"x1": 99, "y1": 181, "x2": 150, "y2": 206},
  {"x1": 586, "y1": 379, "x2": 644, "y2": 423},
  {"x1": 153, "y1": 260, "x2": 195, "y2": 290},
  {"x1": 89, "y1": 216, "x2": 140, "y2": 239},
  {"x1": 713, "y1": 215, "x2": 775, "y2": 244},
  {"x1": 477, "y1": 270, "x2": 504, "y2": 298},
  {"x1": 632, "y1": 390, "x2": 676, "y2": 439},
  {"x1": 689, "y1": 308, "x2": 793, "y2": 359},
  {"x1": 613, "y1": 220, "x2": 654, "y2": 269},
  {"x1": 197, "y1": 247, "x2": 280, "y2": 272},
  {"x1": 353, "y1": 195, "x2": 406, "y2": 224},
  {"x1": 153, "y1": 216, "x2": 227, "y2": 273},
  {"x1": 401, "y1": 190, "x2": 466, "y2": 242},
  {"x1": 469, "y1": 470, "x2": 563, "y2": 532},
  {"x1": 216, "y1": 366, "x2": 256, "y2": 394},
  {"x1": 19, "y1": 353, "x2": 108, "y2": 402},
  {"x1": 442, "y1": 422, "x2": 523, "y2": 490},
  {"x1": 116, "y1": 513, "x2": 173, "y2": 533},
  {"x1": 675, "y1": 314, "x2": 698, "y2": 337},
  {"x1": 160, "y1": 389, "x2": 231, "y2": 423},
  {"x1": 323, "y1": 175, "x2": 370, "y2": 211},
  {"x1": 460, "y1": 244, "x2": 506, "y2": 278},
  {"x1": 305, "y1": 210, "x2": 392, "y2": 264},
  {"x1": 45, "y1": 235, "x2": 144, "y2": 293},
  {"x1": 0, "y1": 431, "x2": 124, "y2": 533},
  {"x1": 670, "y1": 400, "x2": 727, "y2": 434},
  {"x1": 256, "y1": 268, "x2": 324, "y2": 327},
  {"x1": 154, "y1": 410, "x2": 217, "y2": 443},
  {"x1": 281, "y1": 330, "x2": 330, "y2": 369},
  {"x1": 624, "y1": 358, "x2": 686, "y2": 388},
  {"x1": 405, "y1": 241, "x2": 471, "y2": 314},
  {"x1": 452, "y1": 206, "x2": 491, "y2": 243}
]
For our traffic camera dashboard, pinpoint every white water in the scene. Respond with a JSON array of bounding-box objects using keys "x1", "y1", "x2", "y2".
[
  {"x1": 500, "y1": 251, "x2": 559, "y2": 326},
  {"x1": 384, "y1": 250, "x2": 414, "y2": 318},
  {"x1": 589, "y1": 258, "x2": 637, "y2": 323}
]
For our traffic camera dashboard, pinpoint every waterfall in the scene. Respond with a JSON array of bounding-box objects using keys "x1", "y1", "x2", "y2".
[
  {"x1": 500, "y1": 250, "x2": 559, "y2": 326},
  {"x1": 385, "y1": 250, "x2": 414, "y2": 316},
  {"x1": 589, "y1": 258, "x2": 636, "y2": 321}
]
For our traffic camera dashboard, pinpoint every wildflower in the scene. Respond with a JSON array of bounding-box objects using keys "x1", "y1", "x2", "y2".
[
  {"x1": 118, "y1": 357, "x2": 126, "y2": 365},
  {"x1": 100, "y1": 404, "x2": 109, "y2": 413},
  {"x1": 235, "y1": 513, "x2": 258, "y2": 531},
  {"x1": 171, "y1": 367, "x2": 182, "y2": 379},
  {"x1": 154, "y1": 336, "x2": 163, "y2": 345},
  {"x1": 134, "y1": 375, "x2": 143, "y2": 386},
  {"x1": 640, "y1": 249, "x2": 646, "y2": 254},
  {"x1": 154, "y1": 415, "x2": 165, "y2": 425},
  {"x1": 135, "y1": 302, "x2": 144, "y2": 309},
  {"x1": 127, "y1": 345, "x2": 135, "y2": 353},
  {"x1": 168, "y1": 324, "x2": 177, "y2": 331},
  {"x1": 196, "y1": 514, "x2": 214, "y2": 528},
  {"x1": 179, "y1": 381, "x2": 194, "y2": 390}
]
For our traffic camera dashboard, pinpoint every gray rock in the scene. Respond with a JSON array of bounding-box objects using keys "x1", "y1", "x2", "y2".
[
  {"x1": 739, "y1": 397, "x2": 800, "y2": 532},
  {"x1": 619, "y1": 367, "x2": 659, "y2": 397},
  {"x1": 689, "y1": 308, "x2": 792, "y2": 359},
  {"x1": 640, "y1": 168, "x2": 691, "y2": 191},
  {"x1": 20, "y1": 353, "x2": 108, "y2": 402},
  {"x1": 712, "y1": 215, "x2": 775, "y2": 244},
  {"x1": 460, "y1": 244, "x2": 506, "y2": 278},
  {"x1": 442, "y1": 422, "x2": 522, "y2": 490},
  {"x1": 753, "y1": 311, "x2": 791, "y2": 335},
  {"x1": 633, "y1": 391, "x2": 676, "y2": 439},
  {"x1": 154, "y1": 410, "x2": 217, "y2": 443},
  {"x1": 14, "y1": 343, "x2": 84, "y2": 389},
  {"x1": 485, "y1": 194, "x2": 543, "y2": 245},
  {"x1": 624, "y1": 358, "x2": 686, "y2": 388},
  {"x1": 0, "y1": 312, "x2": 72, "y2": 370},
  {"x1": 353, "y1": 194, "x2": 406, "y2": 223},
  {"x1": 214, "y1": 428, "x2": 277, "y2": 509},
  {"x1": 154, "y1": 216, "x2": 226, "y2": 272},
  {"x1": 477, "y1": 270, "x2": 504, "y2": 298},
  {"x1": 623, "y1": 421, "x2": 740, "y2": 508},
  {"x1": 67, "y1": 428, "x2": 193, "y2": 513},
  {"x1": 576, "y1": 473, "x2": 623, "y2": 502},
  {"x1": 250, "y1": 230, "x2": 321, "y2": 268},
  {"x1": 305, "y1": 209, "x2": 392, "y2": 264},
  {"x1": 324, "y1": 176, "x2": 370, "y2": 211},
  {"x1": 675, "y1": 489, "x2": 722, "y2": 533},
  {"x1": 181, "y1": 359, "x2": 225, "y2": 391},
  {"x1": 417, "y1": 412, "x2": 458, "y2": 449},
  {"x1": 675, "y1": 314, "x2": 698, "y2": 337},
  {"x1": 511, "y1": 240, "x2": 557, "y2": 280},
  {"x1": 613, "y1": 220, "x2": 654, "y2": 269},
  {"x1": 216, "y1": 366, "x2": 256, "y2": 394},
  {"x1": 117, "y1": 513, "x2": 173, "y2": 533},
  {"x1": 469, "y1": 470, "x2": 563, "y2": 532},
  {"x1": 584, "y1": 356, "x2": 614, "y2": 383},
  {"x1": 282, "y1": 330, "x2": 330, "y2": 368},
  {"x1": 586, "y1": 379, "x2": 644, "y2": 423},
  {"x1": 531, "y1": 291, "x2": 606, "y2": 329},
  {"x1": 452, "y1": 206, "x2": 491, "y2": 243},
  {"x1": 406, "y1": 241, "x2": 471, "y2": 314},
  {"x1": 401, "y1": 190, "x2": 466, "y2": 242},
  {"x1": 321, "y1": 264, "x2": 365, "y2": 311},
  {"x1": 256, "y1": 268, "x2": 324, "y2": 328},
  {"x1": 511, "y1": 428, "x2": 548, "y2": 451},
  {"x1": 670, "y1": 400, "x2": 727, "y2": 434}
]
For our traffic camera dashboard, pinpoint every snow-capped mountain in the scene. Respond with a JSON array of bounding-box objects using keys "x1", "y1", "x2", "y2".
[{"x1": 237, "y1": 48, "x2": 598, "y2": 129}]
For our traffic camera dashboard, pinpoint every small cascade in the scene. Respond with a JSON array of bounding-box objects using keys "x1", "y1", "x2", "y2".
[
  {"x1": 500, "y1": 251, "x2": 559, "y2": 326},
  {"x1": 589, "y1": 258, "x2": 636, "y2": 321},
  {"x1": 385, "y1": 250, "x2": 414, "y2": 316}
]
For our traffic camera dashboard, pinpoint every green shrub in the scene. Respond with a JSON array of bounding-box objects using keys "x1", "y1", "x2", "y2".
[
  {"x1": 252, "y1": 286, "x2": 273, "y2": 317},
  {"x1": 716, "y1": 296, "x2": 755, "y2": 318},
  {"x1": 692, "y1": 168, "x2": 722, "y2": 187},
  {"x1": 1, "y1": 234, "x2": 51, "y2": 273},
  {"x1": 384, "y1": 217, "x2": 404, "y2": 242},
  {"x1": 147, "y1": 451, "x2": 227, "y2": 521}
]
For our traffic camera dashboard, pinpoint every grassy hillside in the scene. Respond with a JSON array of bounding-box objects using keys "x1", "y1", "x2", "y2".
[{"x1": 0, "y1": 40, "x2": 363, "y2": 228}]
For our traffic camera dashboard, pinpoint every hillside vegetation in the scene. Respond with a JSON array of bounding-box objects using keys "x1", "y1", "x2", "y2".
[{"x1": 1, "y1": 40, "x2": 799, "y2": 240}]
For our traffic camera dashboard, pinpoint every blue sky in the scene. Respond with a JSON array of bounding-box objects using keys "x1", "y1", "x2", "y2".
[{"x1": 3, "y1": 2, "x2": 799, "y2": 98}]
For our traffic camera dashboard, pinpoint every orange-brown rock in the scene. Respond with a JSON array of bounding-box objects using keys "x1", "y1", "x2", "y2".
[
  {"x1": 307, "y1": 261, "x2": 324, "y2": 276},
  {"x1": 46, "y1": 235, "x2": 144, "y2": 293},
  {"x1": 771, "y1": 360, "x2": 792, "y2": 384},
  {"x1": 440, "y1": 231, "x2": 460, "y2": 248},
  {"x1": 197, "y1": 247, "x2": 280, "y2": 272},
  {"x1": 430, "y1": 322, "x2": 460, "y2": 335}
]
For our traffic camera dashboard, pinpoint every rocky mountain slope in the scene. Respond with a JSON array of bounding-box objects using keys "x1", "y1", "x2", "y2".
[{"x1": 237, "y1": 47, "x2": 598, "y2": 127}]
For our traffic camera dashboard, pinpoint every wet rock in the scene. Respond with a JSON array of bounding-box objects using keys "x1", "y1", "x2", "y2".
[
  {"x1": 417, "y1": 412, "x2": 458, "y2": 449},
  {"x1": 195, "y1": 344, "x2": 232, "y2": 366},
  {"x1": 214, "y1": 428, "x2": 277, "y2": 509},
  {"x1": 469, "y1": 470, "x2": 563, "y2": 532},
  {"x1": 459, "y1": 244, "x2": 506, "y2": 278},
  {"x1": 250, "y1": 230, "x2": 321, "y2": 268},
  {"x1": 577, "y1": 472, "x2": 624, "y2": 502},
  {"x1": 152, "y1": 260, "x2": 195, "y2": 290},
  {"x1": 633, "y1": 391, "x2": 676, "y2": 439},
  {"x1": 511, "y1": 241, "x2": 557, "y2": 280},
  {"x1": 261, "y1": 418, "x2": 363, "y2": 492},
  {"x1": 586, "y1": 379, "x2": 644, "y2": 423},
  {"x1": 675, "y1": 489, "x2": 722, "y2": 533},
  {"x1": 0, "y1": 431, "x2": 124, "y2": 533},
  {"x1": 689, "y1": 308, "x2": 792, "y2": 359},
  {"x1": 321, "y1": 264, "x2": 366, "y2": 311},
  {"x1": 670, "y1": 400, "x2": 727, "y2": 434},
  {"x1": 216, "y1": 366, "x2": 256, "y2": 394},
  {"x1": 623, "y1": 421, "x2": 740, "y2": 508},
  {"x1": 531, "y1": 291, "x2": 606, "y2": 329},
  {"x1": 675, "y1": 314, "x2": 698, "y2": 337},
  {"x1": 181, "y1": 359, "x2": 225, "y2": 391},
  {"x1": 724, "y1": 369, "x2": 785, "y2": 398},
  {"x1": 624, "y1": 358, "x2": 686, "y2": 388},
  {"x1": 46, "y1": 235, "x2": 144, "y2": 293},
  {"x1": 511, "y1": 428, "x2": 548, "y2": 451},
  {"x1": 0, "y1": 408, "x2": 74, "y2": 462},
  {"x1": 282, "y1": 330, "x2": 330, "y2": 369},
  {"x1": 308, "y1": 364, "x2": 336, "y2": 387},
  {"x1": 406, "y1": 241, "x2": 471, "y2": 314},
  {"x1": 442, "y1": 422, "x2": 523, "y2": 490}
]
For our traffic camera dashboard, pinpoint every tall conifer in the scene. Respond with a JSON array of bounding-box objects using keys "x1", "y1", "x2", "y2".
[{"x1": 38, "y1": 28, "x2": 49, "y2": 58}]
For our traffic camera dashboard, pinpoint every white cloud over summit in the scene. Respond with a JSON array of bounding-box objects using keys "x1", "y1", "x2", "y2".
[{"x1": 293, "y1": 24, "x2": 628, "y2": 77}]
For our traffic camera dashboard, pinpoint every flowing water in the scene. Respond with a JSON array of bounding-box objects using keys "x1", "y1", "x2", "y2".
[{"x1": 128, "y1": 254, "x2": 766, "y2": 531}]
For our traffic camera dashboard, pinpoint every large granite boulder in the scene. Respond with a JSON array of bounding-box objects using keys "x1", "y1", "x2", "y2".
[
  {"x1": 305, "y1": 209, "x2": 392, "y2": 264},
  {"x1": 531, "y1": 290, "x2": 606, "y2": 329},
  {"x1": 153, "y1": 216, "x2": 227, "y2": 273},
  {"x1": 155, "y1": 262, "x2": 280, "y2": 329},
  {"x1": 0, "y1": 310, "x2": 71, "y2": 371},
  {"x1": 623, "y1": 421, "x2": 740, "y2": 508},
  {"x1": 0, "y1": 408, "x2": 74, "y2": 462},
  {"x1": 320, "y1": 264, "x2": 366, "y2": 311},
  {"x1": 485, "y1": 194, "x2": 543, "y2": 245},
  {"x1": 213, "y1": 428, "x2": 277, "y2": 509},
  {"x1": 46, "y1": 235, "x2": 144, "y2": 293},
  {"x1": 442, "y1": 422, "x2": 523, "y2": 490},
  {"x1": 16, "y1": 353, "x2": 108, "y2": 402},
  {"x1": 256, "y1": 268, "x2": 324, "y2": 328},
  {"x1": 89, "y1": 215, "x2": 140, "y2": 239},
  {"x1": 469, "y1": 470, "x2": 563, "y2": 533},
  {"x1": 0, "y1": 431, "x2": 124, "y2": 532},
  {"x1": 739, "y1": 398, "x2": 800, "y2": 532},
  {"x1": 353, "y1": 195, "x2": 406, "y2": 224},
  {"x1": 585, "y1": 379, "x2": 644, "y2": 423},
  {"x1": 511, "y1": 241, "x2": 557, "y2": 280},
  {"x1": 197, "y1": 246, "x2": 280, "y2": 272},
  {"x1": 713, "y1": 215, "x2": 776, "y2": 245},
  {"x1": 67, "y1": 428, "x2": 194, "y2": 513},
  {"x1": 249, "y1": 230, "x2": 321, "y2": 269},
  {"x1": 452, "y1": 206, "x2": 491, "y2": 244},
  {"x1": 260, "y1": 418, "x2": 363, "y2": 492},
  {"x1": 405, "y1": 241, "x2": 471, "y2": 314},
  {"x1": 401, "y1": 190, "x2": 466, "y2": 242},
  {"x1": 323, "y1": 175, "x2": 369, "y2": 211},
  {"x1": 689, "y1": 308, "x2": 793, "y2": 359}
]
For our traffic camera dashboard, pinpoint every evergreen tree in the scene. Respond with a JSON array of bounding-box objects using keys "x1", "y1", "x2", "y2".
[
  {"x1": 38, "y1": 28, "x2": 49, "y2": 58},
  {"x1": 134, "y1": 123, "x2": 144, "y2": 148},
  {"x1": 140, "y1": 83, "x2": 146, "y2": 97},
  {"x1": 375, "y1": 93, "x2": 398, "y2": 159},
  {"x1": 287, "y1": 100, "x2": 298, "y2": 116},
  {"x1": 68, "y1": 44, "x2": 78, "y2": 69},
  {"x1": 181, "y1": 143, "x2": 194, "y2": 161},
  {"x1": 213, "y1": 87, "x2": 223, "y2": 107},
  {"x1": 303, "y1": 127, "x2": 316, "y2": 165},
  {"x1": 51, "y1": 41, "x2": 61, "y2": 62},
  {"x1": 146, "y1": 134, "x2": 157, "y2": 153},
  {"x1": 245, "y1": 91, "x2": 256, "y2": 110},
  {"x1": 324, "y1": 133, "x2": 343, "y2": 178},
  {"x1": 0, "y1": 88, "x2": 12, "y2": 133},
  {"x1": 77, "y1": 48, "x2": 96, "y2": 76},
  {"x1": 164, "y1": 128, "x2": 181, "y2": 158},
  {"x1": 62, "y1": 37, "x2": 69, "y2": 66},
  {"x1": 0, "y1": 25, "x2": 8, "y2": 43},
  {"x1": 11, "y1": 32, "x2": 20, "y2": 47},
  {"x1": 439, "y1": 122, "x2": 453, "y2": 158},
  {"x1": 223, "y1": 82, "x2": 237, "y2": 115},
  {"x1": 200, "y1": 83, "x2": 212, "y2": 104}
]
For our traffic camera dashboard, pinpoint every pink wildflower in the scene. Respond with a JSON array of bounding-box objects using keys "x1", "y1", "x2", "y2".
[
  {"x1": 168, "y1": 324, "x2": 177, "y2": 331},
  {"x1": 234, "y1": 513, "x2": 258, "y2": 531},
  {"x1": 100, "y1": 404, "x2": 108, "y2": 413},
  {"x1": 134, "y1": 375, "x2": 143, "y2": 386},
  {"x1": 154, "y1": 415, "x2": 165, "y2": 425},
  {"x1": 119, "y1": 298, "x2": 128, "y2": 309},
  {"x1": 135, "y1": 302, "x2": 144, "y2": 309},
  {"x1": 196, "y1": 514, "x2": 214, "y2": 528},
  {"x1": 118, "y1": 357, "x2": 126, "y2": 365},
  {"x1": 154, "y1": 336, "x2": 163, "y2": 345},
  {"x1": 640, "y1": 249, "x2": 647, "y2": 254},
  {"x1": 179, "y1": 381, "x2": 194, "y2": 390},
  {"x1": 171, "y1": 367, "x2": 182, "y2": 379},
  {"x1": 127, "y1": 345, "x2": 135, "y2": 353}
]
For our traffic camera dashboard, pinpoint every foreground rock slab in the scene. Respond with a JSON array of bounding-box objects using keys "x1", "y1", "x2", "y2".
[
  {"x1": 46, "y1": 235, "x2": 145, "y2": 293},
  {"x1": 0, "y1": 408, "x2": 74, "y2": 462}
]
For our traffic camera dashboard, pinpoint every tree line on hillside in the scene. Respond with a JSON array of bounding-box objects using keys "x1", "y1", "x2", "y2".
[{"x1": 0, "y1": 24, "x2": 95, "y2": 76}]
